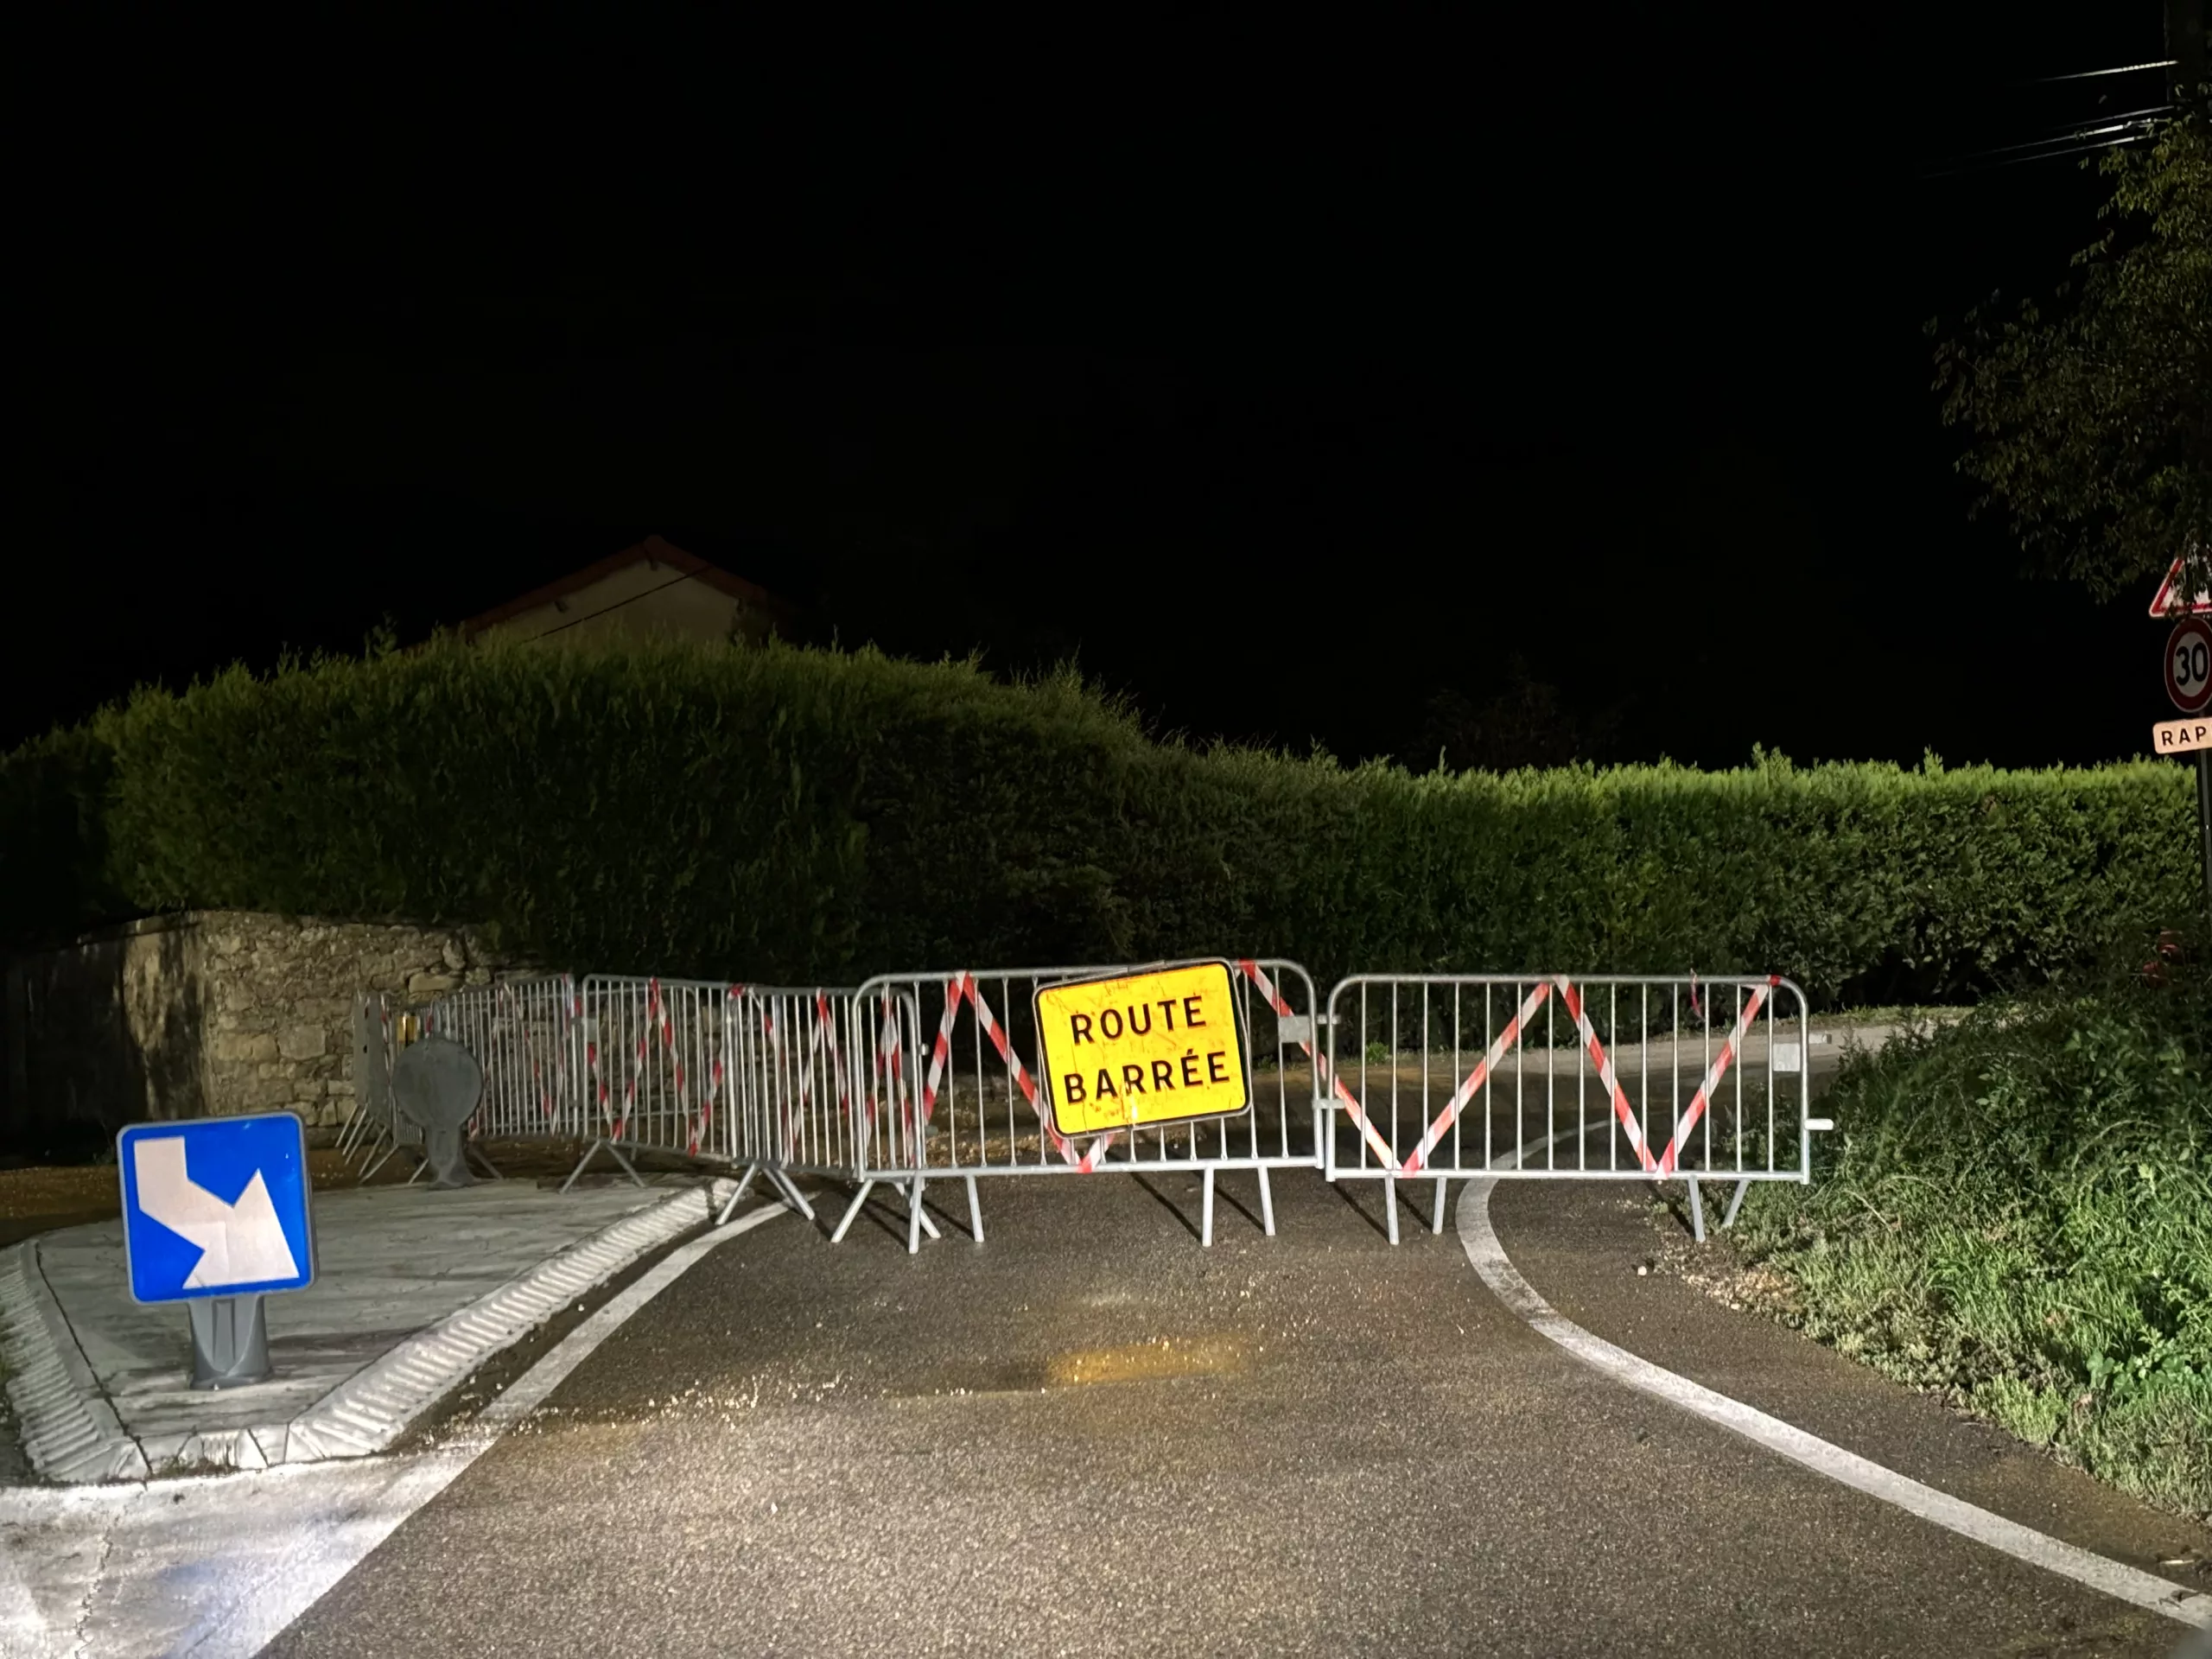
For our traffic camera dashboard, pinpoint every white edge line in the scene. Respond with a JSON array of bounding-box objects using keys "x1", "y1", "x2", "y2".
[
  {"x1": 476, "y1": 1198, "x2": 788, "y2": 1431},
  {"x1": 173, "y1": 1198, "x2": 794, "y2": 1658},
  {"x1": 287, "y1": 1180, "x2": 728, "y2": 1460},
  {"x1": 1455, "y1": 1173, "x2": 2211, "y2": 1630}
]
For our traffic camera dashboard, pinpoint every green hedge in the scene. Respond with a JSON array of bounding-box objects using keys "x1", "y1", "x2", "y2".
[{"x1": 0, "y1": 638, "x2": 2197, "y2": 1002}]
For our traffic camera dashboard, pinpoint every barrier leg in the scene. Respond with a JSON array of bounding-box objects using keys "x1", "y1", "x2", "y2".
[
  {"x1": 829, "y1": 1180, "x2": 874, "y2": 1243},
  {"x1": 1257, "y1": 1167, "x2": 1275, "y2": 1237},
  {"x1": 906, "y1": 1177, "x2": 925, "y2": 1256},
  {"x1": 1431, "y1": 1177, "x2": 1449, "y2": 1236},
  {"x1": 765, "y1": 1166, "x2": 817, "y2": 1223},
  {"x1": 1688, "y1": 1178, "x2": 1707, "y2": 1244},
  {"x1": 561, "y1": 1137, "x2": 646, "y2": 1193},
  {"x1": 359, "y1": 1132, "x2": 410, "y2": 1184},
  {"x1": 964, "y1": 1176, "x2": 984, "y2": 1244},
  {"x1": 1384, "y1": 1176, "x2": 1401, "y2": 1247},
  {"x1": 1201, "y1": 1168, "x2": 1215, "y2": 1249},
  {"x1": 603, "y1": 1140, "x2": 646, "y2": 1190},
  {"x1": 466, "y1": 1142, "x2": 503, "y2": 1180},
  {"x1": 1722, "y1": 1177, "x2": 1751, "y2": 1230},
  {"x1": 717, "y1": 1164, "x2": 761, "y2": 1225},
  {"x1": 557, "y1": 1139, "x2": 600, "y2": 1194},
  {"x1": 361, "y1": 1132, "x2": 402, "y2": 1174}
]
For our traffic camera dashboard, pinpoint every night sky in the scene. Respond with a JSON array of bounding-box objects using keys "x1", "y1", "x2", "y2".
[{"x1": 12, "y1": 7, "x2": 2188, "y2": 769}]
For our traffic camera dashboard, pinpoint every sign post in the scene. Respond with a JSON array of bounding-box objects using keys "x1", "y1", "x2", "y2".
[
  {"x1": 2199, "y1": 746, "x2": 2212, "y2": 931},
  {"x1": 2159, "y1": 611, "x2": 2212, "y2": 925},
  {"x1": 117, "y1": 1112, "x2": 315, "y2": 1390}
]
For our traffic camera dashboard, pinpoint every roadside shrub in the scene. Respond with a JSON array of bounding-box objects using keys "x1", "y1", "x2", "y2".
[
  {"x1": 0, "y1": 723, "x2": 120, "y2": 942},
  {"x1": 1734, "y1": 976, "x2": 2212, "y2": 1515},
  {"x1": 0, "y1": 637, "x2": 2197, "y2": 996}
]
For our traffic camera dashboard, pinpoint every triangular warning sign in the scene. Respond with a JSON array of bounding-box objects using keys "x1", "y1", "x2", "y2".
[{"x1": 2150, "y1": 556, "x2": 2212, "y2": 618}]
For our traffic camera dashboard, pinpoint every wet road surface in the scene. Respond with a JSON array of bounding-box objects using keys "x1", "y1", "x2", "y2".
[{"x1": 265, "y1": 1169, "x2": 2206, "y2": 1656}]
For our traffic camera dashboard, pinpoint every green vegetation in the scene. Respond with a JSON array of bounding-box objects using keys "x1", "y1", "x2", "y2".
[
  {"x1": 0, "y1": 637, "x2": 2198, "y2": 1000},
  {"x1": 1733, "y1": 976, "x2": 2212, "y2": 1516},
  {"x1": 1933, "y1": 105, "x2": 2209, "y2": 599}
]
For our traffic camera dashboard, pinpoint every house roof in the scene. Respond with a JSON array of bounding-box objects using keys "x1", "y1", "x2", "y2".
[{"x1": 457, "y1": 536, "x2": 796, "y2": 638}]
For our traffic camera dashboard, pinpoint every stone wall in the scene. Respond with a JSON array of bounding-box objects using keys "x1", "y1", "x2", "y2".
[{"x1": 1, "y1": 912, "x2": 522, "y2": 1151}]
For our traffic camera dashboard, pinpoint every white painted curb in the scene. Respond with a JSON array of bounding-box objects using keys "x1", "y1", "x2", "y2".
[
  {"x1": 0, "y1": 1178, "x2": 736, "y2": 1483},
  {"x1": 0, "y1": 1199, "x2": 794, "y2": 1659},
  {"x1": 283, "y1": 1178, "x2": 736, "y2": 1464}
]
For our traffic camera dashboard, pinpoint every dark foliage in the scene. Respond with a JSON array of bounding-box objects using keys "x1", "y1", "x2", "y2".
[{"x1": 0, "y1": 639, "x2": 2196, "y2": 1001}]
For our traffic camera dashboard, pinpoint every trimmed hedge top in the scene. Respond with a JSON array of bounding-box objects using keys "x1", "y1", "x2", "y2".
[{"x1": 0, "y1": 638, "x2": 2196, "y2": 1003}]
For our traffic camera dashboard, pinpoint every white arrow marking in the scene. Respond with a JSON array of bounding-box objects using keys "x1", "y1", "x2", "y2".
[{"x1": 132, "y1": 1136, "x2": 301, "y2": 1289}]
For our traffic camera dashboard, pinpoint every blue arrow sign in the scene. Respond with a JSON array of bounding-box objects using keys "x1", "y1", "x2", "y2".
[{"x1": 117, "y1": 1115, "x2": 315, "y2": 1304}]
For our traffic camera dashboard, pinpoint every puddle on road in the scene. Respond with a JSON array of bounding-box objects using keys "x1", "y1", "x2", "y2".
[
  {"x1": 884, "y1": 1334, "x2": 1254, "y2": 1398},
  {"x1": 1046, "y1": 1336, "x2": 1250, "y2": 1388}
]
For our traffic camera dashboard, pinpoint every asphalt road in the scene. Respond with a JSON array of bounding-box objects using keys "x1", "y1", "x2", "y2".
[{"x1": 264, "y1": 1169, "x2": 2209, "y2": 1658}]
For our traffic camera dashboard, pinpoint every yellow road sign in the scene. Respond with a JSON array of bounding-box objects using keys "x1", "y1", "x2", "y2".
[{"x1": 1034, "y1": 960, "x2": 1251, "y2": 1137}]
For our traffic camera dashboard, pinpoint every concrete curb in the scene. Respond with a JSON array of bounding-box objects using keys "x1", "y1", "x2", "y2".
[
  {"x1": 0, "y1": 1242, "x2": 149, "y2": 1484},
  {"x1": 282, "y1": 1177, "x2": 735, "y2": 1463},
  {"x1": 0, "y1": 1177, "x2": 734, "y2": 1484}
]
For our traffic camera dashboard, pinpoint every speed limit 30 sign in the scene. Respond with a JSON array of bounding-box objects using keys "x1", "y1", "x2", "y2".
[{"x1": 2166, "y1": 617, "x2": 2212, "y2": 715}]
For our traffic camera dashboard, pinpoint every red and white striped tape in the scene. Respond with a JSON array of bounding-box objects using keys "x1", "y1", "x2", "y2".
[
  {"x1": 913, "y1": 975, "x2": 1110, "y2": 1172},
  {"x1": 1324, "y1": 974, "x2": 1782, "y2": 1179},
  {"x1": 760, "y1": 1005, "x2": 796, "y2": 1159},
  {"x1": 969, "y1": 977, "x2": 1113, "y2": 1171},
  {"x1": 758, "y1": 989, "x2": 849, "y2": 1162},
  {"x1": 1553, "y1": 975, "x2": 1778, "y2": 1175},
  {"x1": 1555, "y1": 979, "x2": 1659, "y2": 1173},
  {"x1": 814, "y1": 992, "x2": 850, "y2": 1126},
  {"x1": 588, "y1": 1020, "x2": 607, "y2": 1132},
  {"x1": 493, "y1": 980, "x2": 561, "y2": 1123},
  {"x1": 686, "y1": 982, "x2": 747, "y2": 1157},
  {"x1": 609, "y1": 977, "x2": 664, "y2": 1142},
  {"x1": 1397, "y1": 981, "x2": 1552, "y2": 1178},
  {"x1": 868, "y1": 988, "x2": 906, "y2": 1143},
  {"x1": 1656, "y1": 976, "x2": 1775, "y2": 1176},
  {"x1": 1235, "y1": 959, "x2": 1402, "y2": 1173},
  {"x1": 590, "y1": 976, "x2": 674, "y2": 1145},
  {"x1": 913, "y1": 973, "x2": 965, "y2": 1140}
]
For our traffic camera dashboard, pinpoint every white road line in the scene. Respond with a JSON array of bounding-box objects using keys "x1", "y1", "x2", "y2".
[
  {"x1": 0, "y1": 1199, "x2": 792, "y2": 1659},
  {"x1": 219, "y1": 1197, "x2": 793, "y2": 1657},
  {"x1": 1455, "y1": 1172, "x2": 2212, "y2": 1631},
  {"x1": 476, "y1": 1198, "x2": 788, "y2": 1431}
]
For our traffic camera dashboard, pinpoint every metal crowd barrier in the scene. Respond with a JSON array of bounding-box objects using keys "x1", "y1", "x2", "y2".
[
  {"x1": 563, "y1": 976, "x2": 865, "y2": 1216},
  {"x1": 419, "y1": 975, "x2": 584, "y2": 1143},
  {"x1": 337, "y1": 989, "x2": 403, "y2": 1173},
  {"x1": 845, "y1": 959, "x2": 1323, "y2": 1251},
  {"x1": 338, "y1": 988, "x2": 471, "y2": 1182},
  {"x1": 347, "y1": 963, "x2": 1828, "y2": 1256},
  {"x1": 1322, "y1": 973, "x2": 1821, "y2": 1243}
]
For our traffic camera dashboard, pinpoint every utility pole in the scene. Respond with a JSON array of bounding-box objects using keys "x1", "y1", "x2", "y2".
[
  {"x1": 2197, "y1": 748, "x2": 2212, "y2": 924},
  {"x1": 2174, "y1": 3, "x2": 2209, "y2": 918}
]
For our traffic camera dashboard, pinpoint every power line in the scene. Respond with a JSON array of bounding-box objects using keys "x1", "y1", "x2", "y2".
[
  {"x1": 2018, "y1": 59, "x2": 2177, "y2": 86},
  {"x1": 1923, "y1": 106, "x2": 2174, "y2": 178}
]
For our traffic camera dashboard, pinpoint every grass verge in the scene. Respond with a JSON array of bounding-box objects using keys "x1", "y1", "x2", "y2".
[{"x1": 1732, "y1": 971, "x2": 2212, "y2": 1519}]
